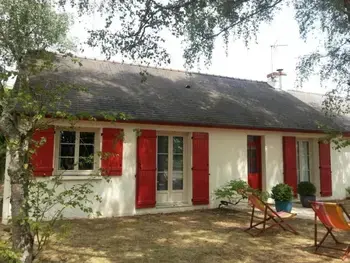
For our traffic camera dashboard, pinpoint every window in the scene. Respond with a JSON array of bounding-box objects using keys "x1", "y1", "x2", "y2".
[
  {"x1": 297, "y1": 140, "x2": 311, "y2": 182},
  {"x1": 58, "y1": 130, "x2": 96, "y2": 172},
  {"x1": 156, "y1": 135, "x2": 184, "y2": 191}
]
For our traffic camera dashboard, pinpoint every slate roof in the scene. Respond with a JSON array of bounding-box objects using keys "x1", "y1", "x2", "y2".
[
  {"x1": 31, "y1": 56, "x2": 345, "y2": 132},
  {"x1": 287, "y1": 90, "x2": 350, "y2": 131}
]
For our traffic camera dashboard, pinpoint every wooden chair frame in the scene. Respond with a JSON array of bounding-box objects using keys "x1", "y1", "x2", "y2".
[
  {"x1": 311, "y1": 202, "x2": 350, "y2": 261},
  {"x1": 244, "y1": 194, "x2": 298, "y2": 236}
]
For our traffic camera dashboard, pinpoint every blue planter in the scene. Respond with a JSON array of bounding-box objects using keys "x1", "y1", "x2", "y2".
[
  {"x1": 300, "y1": 195, "x2": 316, "y2": 208},
  {"x1": 275, "y1": 201, "x2": 293, "y2": 212}
]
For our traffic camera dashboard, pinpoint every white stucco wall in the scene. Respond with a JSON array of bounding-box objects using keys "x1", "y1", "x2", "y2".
[
  {"x1": 209, "y1": 130, "x2": 247, "y2": 208},
  {"x1": 329, "y1": 143, "x2": 350, "y2": 200},
  {"x1": 263, "y1": 134, "x2": 284, "y2": 193},
  {"x1": 2, "y1": 120, "x2": 350, "y2": 223}
]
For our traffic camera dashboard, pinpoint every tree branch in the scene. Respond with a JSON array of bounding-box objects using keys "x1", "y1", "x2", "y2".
[{"x1": 208, "y1": 0, "x2": 284, "y2": 39}]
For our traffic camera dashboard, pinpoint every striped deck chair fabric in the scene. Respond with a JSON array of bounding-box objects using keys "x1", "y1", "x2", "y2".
[
  {"x1": 244, "y1": 193, "x2": 298, "y2": 236},
  {"x1": 310, "y1": 201, "x2": 350, "y2": 260}
]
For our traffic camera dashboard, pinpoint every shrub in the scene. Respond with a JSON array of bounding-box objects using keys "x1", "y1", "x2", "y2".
[
  {"x1": 253, "y1": 189, "x2": 270, "y2": 202},
  {"x1": 271, "y1": 183, "x2": 293, "y2": 202},
  {"x1": 297, "y1": 181, "x2": 316, "y2": 196},
  {"x1": 214, "y1": 179, "x2": 269, "y2": 204},
  {"x1": 214, "y1": 179, "x2": 250, "y2": 205},
  {"x1": 0, "y1": 241, "x2": 20, "y2": 263}
]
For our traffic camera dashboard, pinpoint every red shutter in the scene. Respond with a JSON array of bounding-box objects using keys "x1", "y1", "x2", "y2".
[
  {"x1": 101, "y1": 128, "x2": 123, "y2": 176},
  {"x1": 192, "y1": 132, "x2": 209, "y2": 205},
  {"x1": 136, "y1": 130, "x2": 157, "y2": 208},
  {"x1": 32, "y1": 127, "x2": 55, "y2": 177},
  {"x1": 283, "y1": 136, "x2": 297, "y2": 196},
  {"x1": 319, "y1": 141, "x2": 332, "y2": 197}
]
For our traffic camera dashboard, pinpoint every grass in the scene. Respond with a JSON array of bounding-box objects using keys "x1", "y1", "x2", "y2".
[{"x1": 1, "y1": 208, "x2": 349, "y2": 262}]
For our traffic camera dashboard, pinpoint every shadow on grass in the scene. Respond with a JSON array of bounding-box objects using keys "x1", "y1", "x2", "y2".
[{"x1": 37, "y1": 209, "x2": 348, "y2": 263}]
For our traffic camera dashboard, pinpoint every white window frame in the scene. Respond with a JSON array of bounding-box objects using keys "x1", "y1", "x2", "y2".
[
  {"x1": 54, "y1": 128, "x2": 101, "y2": 176},
  {"x1": 296, "y1": 139, "x2": 312, "y2": 183}
]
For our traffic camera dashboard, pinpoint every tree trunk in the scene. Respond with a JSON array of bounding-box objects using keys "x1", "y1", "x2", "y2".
[{"x1": 8, "y1": 139, "x2": 34, "y2": 263}]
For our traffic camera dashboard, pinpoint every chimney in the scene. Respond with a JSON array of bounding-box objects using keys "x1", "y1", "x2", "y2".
[{"x1": 267, "y1": 69, "x2": 287, "y2": 89}]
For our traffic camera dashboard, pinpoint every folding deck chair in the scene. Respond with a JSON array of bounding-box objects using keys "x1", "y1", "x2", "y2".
[
  {"x1": 310, "y1": 201, "x2": 350, "y2": 261},
  {"x1": 244, "y1": 193, "x2": 298, "y2": 236}
]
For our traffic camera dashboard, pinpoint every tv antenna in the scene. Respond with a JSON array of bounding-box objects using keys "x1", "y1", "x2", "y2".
[{"x1": 270, "y1": 42, "x2": 288, "y2": 72}]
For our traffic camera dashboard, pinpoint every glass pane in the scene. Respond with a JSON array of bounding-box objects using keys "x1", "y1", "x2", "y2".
[
  {"x1": 297, "y1": 141, "x2": 310, "y2": 182},
  {"x1": 79, "y1": 157, "x2": 94, "y2": 170},
  {"x1": 80, "y1": 132, "x2": 95, "y2": 144},
  {"x1": 60, "y1": 144, "x2": 75, "y2": 157},
  {"x1": 173, "y1": 155, "x2": 183, "y2": 171},
  {"x1": 59, "y1": 157, "x2": 74, "y2": 170},
  {"x1": 247, "y1": 148, "x2": 257, "y2": 173},
  {"x1": 79, "y1": 145, "x2": 94, "y2": 170},
  {"x1": 248, "y1": 135, "x2": 255, "y2": 142},
  {"x1": 173, "y1": 137, "x2": 183, "y2": 154},
  {"x1": 79, "y1": 145, "x2": 94, "y2": 157},
  {"x1": 157, "y1": 172, "x2": 168, "y2": 190},
  {"x1": 172, "y1": 172, "x2": 183, "y2": 190},
  {"x1": 248, "y1": 135, "x2": 259, "y2": 142},
  {"x1": 157, "y1": 154, "x2": 168, "y2": 171},
  {"x1": 157, "y1": 136, "x2": 168, "y2": 153},
  {"x1": 60, "y1": 131, "x2": 75, "y2": 143}
]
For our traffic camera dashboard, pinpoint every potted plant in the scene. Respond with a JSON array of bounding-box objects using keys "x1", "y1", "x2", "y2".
[
  {"x1": 297, "y1": 181, "x2": 316, "y2": 208},
  {"x1": 271, "y1": 183, "x2": 294, "y2": 212}
]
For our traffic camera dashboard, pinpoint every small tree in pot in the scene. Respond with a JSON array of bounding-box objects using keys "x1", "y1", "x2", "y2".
[
  {"x1": 297, "y1": 181, "x2": 316, "y2": 208},
  {"x1": 271, "y1": 183, "x2": 294, "y2": 212}
]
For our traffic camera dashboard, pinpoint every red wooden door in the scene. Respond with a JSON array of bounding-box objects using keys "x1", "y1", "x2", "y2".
[{"x1": 247, "y1": 136, "x2": 262, "y2": 190}]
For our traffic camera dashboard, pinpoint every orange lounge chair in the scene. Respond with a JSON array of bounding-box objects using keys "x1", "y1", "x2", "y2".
[
  {"x1": 310, "y1": 201, "x2": 350, "y2": 260},
  {"x1": 244, "y1": 193, "x2": 298, "y2": 236}
]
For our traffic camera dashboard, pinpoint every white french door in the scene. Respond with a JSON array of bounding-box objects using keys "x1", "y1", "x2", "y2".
[{"x1": 156, "y1": 134, "x2": 187, "y2": 205}]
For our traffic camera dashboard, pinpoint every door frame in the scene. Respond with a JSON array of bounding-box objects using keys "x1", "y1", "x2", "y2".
[{"x1": 156, "y1": 132, "x2": 189, "y2": 205}]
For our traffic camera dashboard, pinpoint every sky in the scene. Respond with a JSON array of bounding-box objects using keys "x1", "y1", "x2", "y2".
[{"x1": 68, "y1": 3, "x2": 328, "y2": 94}]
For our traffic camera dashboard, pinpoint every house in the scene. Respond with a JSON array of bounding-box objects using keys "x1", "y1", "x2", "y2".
[{"x1": 2, "y1": 57, "x2": 350, "y2": 223}]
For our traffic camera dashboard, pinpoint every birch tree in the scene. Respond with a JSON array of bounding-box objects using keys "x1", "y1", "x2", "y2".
[{"x1": 0, "y1": 1, "x2": 74, "y2": 262}]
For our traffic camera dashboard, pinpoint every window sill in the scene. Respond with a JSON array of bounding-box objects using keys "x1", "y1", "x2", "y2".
[{"x1": 53, "y1": 175, "x2": 103, "y2": 181}]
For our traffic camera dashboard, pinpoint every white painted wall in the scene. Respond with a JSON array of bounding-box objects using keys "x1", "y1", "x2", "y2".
[
  {"x1": 2, "y1": 120, "x2": 350, "y2": 223},
  {"x1": 263, "y1": 134, "x2": 284, "y2": 194},
  {"x1": 209, "y1": 130, "x2": 247, "y2": 208},
  {"x1": 329, "y1": 143, "x2": 350, "y2": 200}
]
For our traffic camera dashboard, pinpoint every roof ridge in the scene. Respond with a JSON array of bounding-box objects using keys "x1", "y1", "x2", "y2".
[{"x1": 66, "y1": 54, "x2": 269, "y2": 85}]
